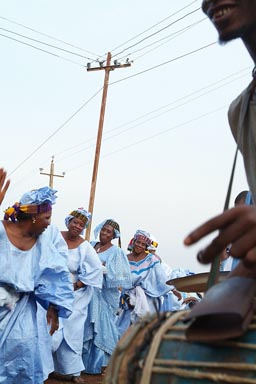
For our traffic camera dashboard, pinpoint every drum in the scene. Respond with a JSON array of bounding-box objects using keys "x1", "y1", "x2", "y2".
[
  {"x1": 104, "y1": 310, "x2": 256, "y2": 384},
  {"x1": 167, "y1": 271, "x2": 229, "y2": 293}
]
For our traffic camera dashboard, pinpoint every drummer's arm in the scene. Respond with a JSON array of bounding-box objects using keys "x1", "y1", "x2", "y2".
[{"x1": 172, "y1": 288, "x2": 182, "y2": 301}]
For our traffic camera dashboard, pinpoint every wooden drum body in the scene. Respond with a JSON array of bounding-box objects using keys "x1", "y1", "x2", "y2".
[{"x1": 105, "y1": 310, "x2": 256, "y2": 384}]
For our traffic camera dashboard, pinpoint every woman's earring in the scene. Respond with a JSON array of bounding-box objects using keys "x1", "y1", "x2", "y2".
[{"x1": 32, "y1": 218, "x2": 36, "y2": 224}]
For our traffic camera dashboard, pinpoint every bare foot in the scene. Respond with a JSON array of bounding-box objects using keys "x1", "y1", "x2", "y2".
[{"x1": 72, "y1": 377, "x2": 85, "y2": 383}]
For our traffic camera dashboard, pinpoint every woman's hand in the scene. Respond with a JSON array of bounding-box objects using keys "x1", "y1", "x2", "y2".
[
  {"x1": 0, "y1": 168, "x2": 10, "y2": 206},
  {"x1": 73, "y1": 280, "x2": 85, "y2": 291},
  {"x1": 46, "y1": 304, "x2": 59, "y2": 335},
  {"x1": 184, "y1": 205, "x2": 256, "y2": 268}
]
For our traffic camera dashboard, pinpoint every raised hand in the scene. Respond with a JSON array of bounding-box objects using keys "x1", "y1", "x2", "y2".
[{"x1": 0, "y1": 168, "x2": 10, "y2": 206}]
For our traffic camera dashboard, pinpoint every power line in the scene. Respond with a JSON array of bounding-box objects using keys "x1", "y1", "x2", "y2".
[
  {"x1": 100, "y1": 106, "x2": 228, "y2": 159},
  {"x1": 53, "y1": 67, "x2": 250, "y2": 165},
  {"x1": 111, "y1": 41, "x2": 217, "y2": 86},
  {"x1": 110, "y1": 0, "x2": 199, "y2": 53},
  {"x1": 0, "y1": 14, "x2": 101, "y2": 58},
  {"x1": 112, "y1": 7, "x2": 201, "y2": 58},
  {"x1": 0, "y1": 32, "x2": 85, "y2": 67},
  {"x1": 64, "y1": 105, "x2": 229, "y2": 173},
  {"x1": 118, "y1": 18, "x2": 206, "y2": 62},
  {"x1": 7, "y1": 67, "x2": 249, "y2": 184},
  {"x1": 8, "y1": 88, "x2": 102, "y2": 177},
  {"x1": 0, "y1": 26, "x2": 97, "y2": 61}
]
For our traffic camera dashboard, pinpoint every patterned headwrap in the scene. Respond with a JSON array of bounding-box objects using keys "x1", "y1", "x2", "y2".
[
  {"x1": 65, "y1": 208, "x2": 91, "y2": 229},
  {"x1": 4, "y1": 186, "x2": 57, "y2": 222},
  {"x1": 133, "y1": 229, "x2": 152, "y2": 248},
  {"x1": 94, "y1": 218, "x2": 121, "y2": 240},
  {"x1": 127, "y1": 237, "x2": 134, "y2": 251},
  {"x1": 148, "y1": 234, "x2": 159, "y2": 251}
]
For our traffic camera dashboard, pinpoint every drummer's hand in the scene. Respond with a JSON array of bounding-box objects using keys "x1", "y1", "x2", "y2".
[
  {"x1": 172, "y1": 288, "x2": 182, "y2": 301},
  {"x1": 184, "y1": 205, "x2": 256, "y2": 268},
  {"x1": 183, "y1": 296, "x2": 198, "y2": 305},
  {"x1": 0, "y1": 168, "x2": 10, "y2": 206},
  {"x1": 228, "y1": 260, "x2": 256, "y2": 279}
]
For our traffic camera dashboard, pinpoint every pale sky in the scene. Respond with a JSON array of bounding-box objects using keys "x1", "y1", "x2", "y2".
[{"x1": 1, "y1": 0, "x2": 253, "y2": 273}]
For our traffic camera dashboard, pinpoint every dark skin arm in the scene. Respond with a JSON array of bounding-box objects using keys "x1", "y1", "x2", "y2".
[
  {"x1": 172, "y1": 288, "x2": 182, "y2": 301},
  {"x1": 73, "y1": 280, "x2": 85, "y2": 291},
  {"x1": 46, "y1": 305, "x2": 59, "y2": 335},
  {"x1": 184, "y1": 205, "x2": 256, "y2": 272},
  {"x1": 0, "y1": 168, "x2": 10, "y2": 206}
]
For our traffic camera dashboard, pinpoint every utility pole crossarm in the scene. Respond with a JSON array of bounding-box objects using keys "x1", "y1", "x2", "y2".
[
  {"x1": 87, "y1": 62, "x2": 131, "y2": 72},
  {"x1": 39, "y1": 156, "x2": 65, "y2": 188}
]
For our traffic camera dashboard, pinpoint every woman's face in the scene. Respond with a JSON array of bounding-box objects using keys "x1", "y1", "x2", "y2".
[
  {"x1": 133, "y1": 238, "x2": 147, "y2": 254},
  {"x1": 32, "y1": 211, "x2": 52, "y2": 236},
  {"x1": 99, "y1": 224, "x2": 115, "y2": 244},
  {"x1": 68, "y1": 217, "x2": 85, "y2": 236}
]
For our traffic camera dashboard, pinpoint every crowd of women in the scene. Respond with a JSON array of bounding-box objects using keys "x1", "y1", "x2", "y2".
[{"x1": 0, "y1": 168, "x2": 198, "y2": 383}]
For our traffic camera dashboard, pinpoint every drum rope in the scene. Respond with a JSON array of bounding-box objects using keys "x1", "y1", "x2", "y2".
[
  {"x1": 139, "y1": 310, "x2": 256, "y2": 384},
  {"x1": 154, "y1": 359, "x2": 256, "y2": 371},
  {"x1": 139, "y1": 310, "x2": 187, "y2": 384},
  {"x1": 105, "y1": 316, "x2": 154, "y2": 383},
  {"x1": 150, "y1": 367, "x2": 256, "y2": 383},
  {"x1": 163, "y1": 334, "x2": 256, "y2": 350}
]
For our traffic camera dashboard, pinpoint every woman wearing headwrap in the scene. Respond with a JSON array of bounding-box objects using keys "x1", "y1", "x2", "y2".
[
  {"x1": 82, "y1": 219, "x2": 132, "y2": 375},
  {"x1": 0, "y1": 186, "x2": 74, "y2": 383},
  {"x1": 116, "y1": 229, "x2": 172, "y2": 337},
  {"x1": 50, "y1": 208, "x2": 103, "y2": 383}
]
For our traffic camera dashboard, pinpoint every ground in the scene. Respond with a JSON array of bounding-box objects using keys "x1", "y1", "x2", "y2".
[{"x1": 45, "y1": 372, "x2": 104, "y2": 384}]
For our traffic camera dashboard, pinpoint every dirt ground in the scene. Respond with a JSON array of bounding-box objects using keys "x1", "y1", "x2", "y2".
[{"x1": 45, "y1": 372, "x2": 104, "y2": 384}]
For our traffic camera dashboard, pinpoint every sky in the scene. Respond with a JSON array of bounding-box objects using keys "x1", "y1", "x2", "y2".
[{"x1": 1, "y1": 0, "x2": 254, "y2": 274}]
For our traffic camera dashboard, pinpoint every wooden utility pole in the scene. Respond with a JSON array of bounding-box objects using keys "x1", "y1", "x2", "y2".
[
  {"x1": 39, "y1": 156, "x2": 65, "y2": 188},
  {"x1": 85, "y1": 52, "x2": 131, "y2": 240}
]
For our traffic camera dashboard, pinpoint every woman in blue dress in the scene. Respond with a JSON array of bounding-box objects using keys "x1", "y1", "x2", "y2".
[
  {"x1": 116, "y1": 229, "x2": 172, "y2": 337},
  {"x1": 51, "y1": 208, "x2": 103, "y2": 383},
  {"x1": 0, "y1": 185, "x2": 74, "y2": 383},
  {"x1": 82, "y1": 219, "x2": 132, "y2": 375}
]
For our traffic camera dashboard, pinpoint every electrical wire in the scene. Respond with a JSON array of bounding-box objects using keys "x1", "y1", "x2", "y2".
[
  {"x1": 7, "y1": 67, "x2": 249, "y2": 182},
  {"x1": 111, "y1": 41, "x2": 217, "y2": 86},
  {"x1": 110, "y1": 0, "x2": 199, "y2": 53},
  {"x1": 0, "y1": 14, "x2": 101, "y2": 58},
  {"x1": 118, "y1": 18, "x2": 206, "y2": 62},
  {"x1": 53, "y1": 67, "x2": 250, "y2": 164},
  {"x1": 0, "y1": 26, "x2": 96, "y2": 61},
  {"x1": 0, "y1": 32, "x2": 86, "y2": 67},
  {"x1": 101, "y1": 106, "x2": 228, "y2": 159},
  {"x1": 8, "y1": 88, "x2": 103, "y2": 177},
  {"x1": 64, "y1": 105, "x2": 228, "y2": 173},
  {"x1": 112, "y1": 7, "x2": 201, "y2": 58}
]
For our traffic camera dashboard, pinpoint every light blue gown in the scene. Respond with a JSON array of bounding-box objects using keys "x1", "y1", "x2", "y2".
[
  {"x1": 0, "y1": 222, "x2": 74, "y2": 384},
  {"x1": 116, "y1": 253, "x2": 172, "y2": 337},
  {"x1": 52, "y1": 240, "x2": 103, "y2": 376},
  {"x1": 82, "y1": 243, "x2": 132, "y2": 374}
]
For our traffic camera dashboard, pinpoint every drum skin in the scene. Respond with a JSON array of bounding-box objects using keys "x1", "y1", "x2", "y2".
[{"x1": 104, "y1": 310, "x2": 256, "y2": 384}]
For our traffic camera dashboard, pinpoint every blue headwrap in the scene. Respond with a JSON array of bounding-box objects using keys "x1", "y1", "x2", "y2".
[
  {"x1": 20, "y1": 186, "x2": 57, "y2": 205},
  {"x1": 94, "y1": 218, "x2": 120, "y2": 239}
]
